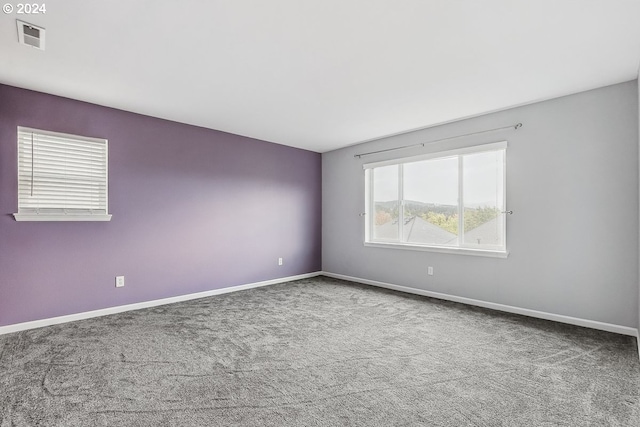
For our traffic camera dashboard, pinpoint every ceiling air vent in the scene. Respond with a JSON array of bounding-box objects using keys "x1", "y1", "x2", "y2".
[{"x1": 16, "y1": 20, "x2": 45, "y2": 50}]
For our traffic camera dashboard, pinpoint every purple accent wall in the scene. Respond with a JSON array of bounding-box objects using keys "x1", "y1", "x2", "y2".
[{"x1": 0, "y1": 84, "x2": 322, "y2": 326}]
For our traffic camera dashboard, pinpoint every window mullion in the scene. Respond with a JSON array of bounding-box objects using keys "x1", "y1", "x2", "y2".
[
  {"x1": 368, "y1": 169, "x2": 373, "y2": 241},
  {"x1": 398, "y1": 164, "x2": 404, "y2": 243},
  {"x1": 458, "y1": 156, "x2": 464, "y2": 248}
]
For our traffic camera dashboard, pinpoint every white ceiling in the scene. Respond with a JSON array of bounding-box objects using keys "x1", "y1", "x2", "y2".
[{"x1": 1, "y1": 1, "x2": 639, "y2": 153}]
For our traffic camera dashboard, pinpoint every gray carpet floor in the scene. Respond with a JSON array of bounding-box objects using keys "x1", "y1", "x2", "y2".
[{"x1": 1, "y1": 276, "x2": 639, "y2": 426}]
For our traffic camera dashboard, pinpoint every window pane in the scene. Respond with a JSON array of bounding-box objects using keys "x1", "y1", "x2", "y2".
[
  {"x1": 403, "y1": 157, "x2": 458, "y2": 246},
  {"x1": 462, "y1": 150, "x2": 505, "y2": 249},
  {"x1": 372, "y1": 165, "x2": 399, "y2": 241}
]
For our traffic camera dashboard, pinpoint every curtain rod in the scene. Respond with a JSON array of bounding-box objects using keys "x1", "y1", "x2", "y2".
[{"x1": 354, "y1": 123, "x2": 522, "y2": 159}]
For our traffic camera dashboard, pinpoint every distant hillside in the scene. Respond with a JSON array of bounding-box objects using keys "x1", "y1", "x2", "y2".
[
  {"x1": 375, "y1": 200, "x2": 499, "y2": 234},
  {"x1": 375, "y1": 200, "x2": 457, "y2": 217}
]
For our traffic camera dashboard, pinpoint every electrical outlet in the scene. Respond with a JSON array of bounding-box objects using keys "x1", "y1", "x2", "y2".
[
  {"x1": 428, "y1": 267, "x2": 434, "y2": 276},
  {"x1": 278, "y1": 257, "x2": 283, "y2": 266},
  {"x1": 115, "y1": 276, "x2": 125, "y2": 288}
]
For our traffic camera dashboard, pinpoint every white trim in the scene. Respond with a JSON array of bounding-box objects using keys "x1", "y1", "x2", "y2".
[
  {"x1": 321, "y1": 272, "x2": 639, "y2": 337},
  {"x1": 363, "y1": 141, "x2": 507, "y2": 170},
  {"x1": 13, "y1": 213, "x2": 112, "y2": 222},
  {"x1": 105, "y1": 134, "x2": 110, "y2": 219},
  {"x1": 364, "y1": 242, "x2": 509, "y2": 258},
  {"x1": 0, "y1": 272, "x2": 321, "y2": 335},
  {"x1": 364, "y1": 169, "x2": 371, "y2": 242}
]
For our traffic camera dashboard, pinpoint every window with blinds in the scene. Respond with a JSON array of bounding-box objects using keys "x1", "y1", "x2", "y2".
[{"x1": 14, "y1": 127, "x2": 112, "y2": 221}]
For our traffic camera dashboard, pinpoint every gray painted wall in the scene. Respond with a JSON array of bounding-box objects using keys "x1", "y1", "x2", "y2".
[{"x1": 322, "y1": 81, "x2": 639, "y2": 328}]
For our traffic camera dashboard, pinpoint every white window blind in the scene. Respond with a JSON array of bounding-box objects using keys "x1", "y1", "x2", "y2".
[{"x1": 14, "y1": 127, "x2": 112, "y2": 221}]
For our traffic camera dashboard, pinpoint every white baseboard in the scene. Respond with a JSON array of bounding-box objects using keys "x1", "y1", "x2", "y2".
[
  {"x1": 0, "y1": 272, "x2": 322, "y2": 336},
  {"x1": 322, "y1": 272, "x2": 639, "y2": 338}
]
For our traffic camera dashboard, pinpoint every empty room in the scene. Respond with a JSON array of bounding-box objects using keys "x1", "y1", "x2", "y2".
[{"x1": 1, "y1": 1, "x2": 640, "y2": 425}]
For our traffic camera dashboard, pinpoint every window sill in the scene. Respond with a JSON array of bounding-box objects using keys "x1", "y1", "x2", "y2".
[
  {"x1": 13, "y1": 213, "x2": 112, "y2": 222},
  {"x1": 364, "y1": 241, "x2": 508, "y2": 258}
]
